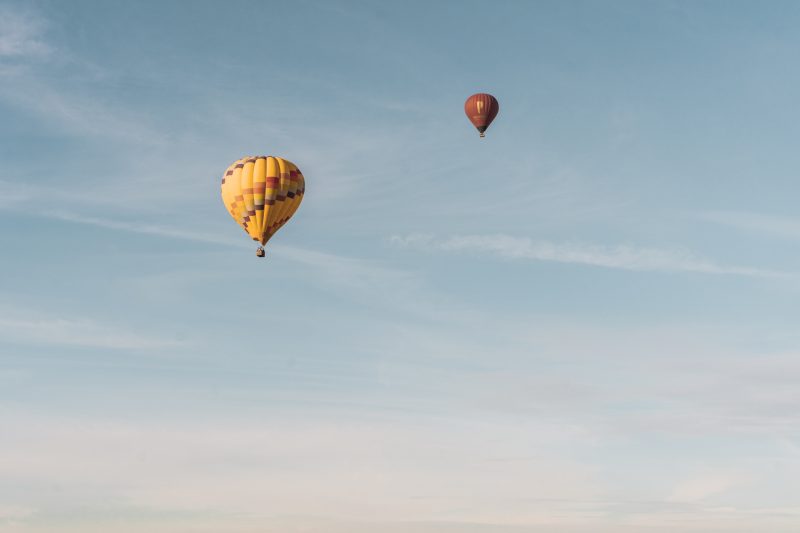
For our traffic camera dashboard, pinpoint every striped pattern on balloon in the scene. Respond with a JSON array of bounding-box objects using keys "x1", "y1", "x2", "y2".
[{"x1": 220, "y1": 156, "x2": 306, "y2": 249}]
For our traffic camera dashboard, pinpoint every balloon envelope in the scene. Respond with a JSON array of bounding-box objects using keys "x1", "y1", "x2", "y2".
[
  {"x1": 220, "y1": 155, "x2": 305, "y2": 247},
  {"x1": 464, "y1": 93, "x2": 499, "y2": 137}
]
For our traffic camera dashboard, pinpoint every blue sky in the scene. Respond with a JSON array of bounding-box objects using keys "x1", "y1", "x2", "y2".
[{"x1": 2, "y1": 0, "x2": 800, "y2": 531}]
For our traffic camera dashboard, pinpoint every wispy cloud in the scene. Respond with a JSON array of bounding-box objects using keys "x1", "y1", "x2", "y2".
[
  {"x1": 0, "y1": 6, "x2": 49, "y2": 58},
  {"x1": 0, "y1": 6, "x2": 166, "y2": 145},
  {"x1": 2, "y1": 405, "x2": 799, "y2": 533},
  {"x1": 701, "y1": 210, "x2": 800, "y2": 240},
  {"x1": 0, "y1": 310, "x2": 185, "y2": 350},
  {"x1": 0, "y1": 72, "x2": 170, "y2": 145},
  {"x1": 41, "y1": 210, "x2": 457, "y2": 320},
  {"x1": 0, "y1": 504, "x2": 34, "y2": 522},
  {"x1": 46, "y1": 211, "x2": 239, "y2": 247},
  {"x1": 391, "y1": 233, "x2": 786, "y2": 278},
  {"x1": 667, "y1": 471, "x2": 748, "y2": 503},
  {"x1": 0, "y1": 409, "x2": 601, "y2": 529}
]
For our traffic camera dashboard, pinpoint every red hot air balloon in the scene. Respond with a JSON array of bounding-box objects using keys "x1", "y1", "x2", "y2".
[{"x1": 464, "y1": 93, "x2": 499, "y2": 138}]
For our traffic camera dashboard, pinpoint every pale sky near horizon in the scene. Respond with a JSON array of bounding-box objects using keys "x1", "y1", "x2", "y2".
[{"x1": 2, "y1": 1, "x2": 800, "y2": 531}]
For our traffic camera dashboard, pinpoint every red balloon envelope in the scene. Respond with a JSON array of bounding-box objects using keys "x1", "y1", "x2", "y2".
[{"x1": 464, "y1": 93, "x2": 499, "y2": 137}]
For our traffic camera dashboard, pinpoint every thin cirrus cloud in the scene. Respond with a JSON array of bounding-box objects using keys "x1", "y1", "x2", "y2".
[
  {"x1": 0, "y1": 409, "x2": 796, "y2": 533},
  {"x1": 0, "y1": 7, "x2": 166, "y2": 145},
  {"x1": 667, "y1": 471, "x2": 749, "y2": 503},
  {"x1": 0, "y1": 6, "x2": 49, "y2": 58},
  {"x1": 0, "y1": 69, "x2": 171, "y2": 145},
  {"x1": 0, "y1": 409, "x2": 631, "y2": 531},
  {"x1": 0, "y1": 310, "x2": 185, "y2": 350},
  {"x1": 391, "y1": 233, "x2": 787, "y2": 278},
  {"x1": 45, "y1": 210, "x2": 239, "y2": 248},
  {"x1": 0, "y1": 51, "x2": 182, "y2": 160},
  {"x1": 39, "y1": 210, "x2": 461, "y2": 322},
  {"x1": 701, "y1": 210, "x2": 800, "y2": 240}
]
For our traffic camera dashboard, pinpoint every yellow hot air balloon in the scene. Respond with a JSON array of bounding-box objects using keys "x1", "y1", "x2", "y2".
[{"x1": 220, "y1": 155, "x2": 306, "y2": 257}]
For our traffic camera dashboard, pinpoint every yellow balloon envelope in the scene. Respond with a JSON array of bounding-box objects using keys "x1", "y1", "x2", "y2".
[{"x1": 220, "y1": 156, "x2": 306, "y2": 252}]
